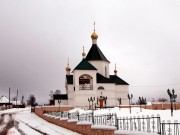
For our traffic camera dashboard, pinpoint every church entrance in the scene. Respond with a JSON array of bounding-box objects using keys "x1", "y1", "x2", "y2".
[
  {"x1": 99, "y1": 98, "x2": 104, "y2": 108},
  {"x1": 97, "y1": 92, "x2": 107, "y2": 109}
]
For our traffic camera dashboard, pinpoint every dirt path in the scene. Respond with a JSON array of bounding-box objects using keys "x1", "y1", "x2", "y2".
[
  {"x1": 0, "y1": 114, "x2": 5, "y2": 125},
  {"x1": 0, "y1": 113, "x2": 27, "y2": 135},
  {"x1": 0, "y1": 111, "x2": 47, "y2": 135},
  {"x1": 0, "y1": 114, "x2": 14, "y2": 135}
]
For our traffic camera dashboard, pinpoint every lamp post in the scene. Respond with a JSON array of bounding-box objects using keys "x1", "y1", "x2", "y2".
[
  {"x1": 88, "y1": 98, "x2": 91, "y2": 110},
  {"x1": 139, "y1": 97, "x2": 147, "y2": 112},
  {"x1": 88, "y1": 97, "x2": 95, "y2": 110},
  {"x1": 139, "y1": 97, "x2": 142, "y2": 112},
  {"x1": 127, "y1": 94, "x2": 133, "y2": 114},
  {"x1": 167, "y1": 89, "x2": 177, "y2": 117},
  {"x1": 88, "y1": 96, "x2": 95, "y2": 124},
  {"x1": 104, "y1": 96, "x2": 107, "y2": 108},
  {"x1": 144, "y1": 98, "x2": 147, "y2": 109},
  {"x1": 117, "y1": 98, "x2": 121, "y2": 110},
  {"x1": 58, "y1": 99, "x2": 61, "y2": 113}
]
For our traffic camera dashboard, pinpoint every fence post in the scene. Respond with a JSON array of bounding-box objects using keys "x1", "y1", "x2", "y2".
[
  {"x1": 92, "y1": 112, "x2": 94, "y2": 124},
  {"x1": 158, "y1": 114, "x2": 161, "y2": 134},
  {"x1": 115, "y1": 113, "x2": 119, "y2": 130},
  {"x1": 77, "y1": 112, "x2": 79, "y2": 121}
]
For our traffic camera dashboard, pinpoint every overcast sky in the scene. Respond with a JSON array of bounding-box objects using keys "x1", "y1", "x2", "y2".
[{"x1": 0, "y1": 0, "x2": 180, "y2": 104}]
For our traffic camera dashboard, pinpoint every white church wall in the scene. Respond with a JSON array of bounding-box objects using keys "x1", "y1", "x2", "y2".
[
  {"x1": 115, "y1": 85, "x2": 129, "y2": 105},
  {"x1": 88, "y1": 61, "x2": 109, "y2": 78},
  {"x1": 96, "y1": 83, "x2": 116, "y2": 106},
  {"x1": 66, "y1": 84, "x2": 74, "y2": 106},
  {"x1": 73, "y1": 70, "x2": 97, "y2": 91},
  {"x1": 72, "y1": 70, "x2": 97, "y2": 107}
]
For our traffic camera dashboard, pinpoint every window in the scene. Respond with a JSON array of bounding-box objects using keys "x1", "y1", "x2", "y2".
[
  {"x1": 97, "y1": 86, "x2": 105, "y2": 90},
  {"x1": 105, "y1": 66, "x2": 107, "y2": 77},
  {"x1": 79, "y1": 74, "x2": 93, "y2": 90}
]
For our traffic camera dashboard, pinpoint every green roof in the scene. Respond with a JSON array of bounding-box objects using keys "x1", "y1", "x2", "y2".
[
  {"x1": 110, "y1": 75, "x2": 129, "y2": 85},
  {"x1": 85, "y1": 44, "x2": 110, "y2": 62},
  {"x1": 74, "y1": 59, "x2": 97, "y2": 70}
]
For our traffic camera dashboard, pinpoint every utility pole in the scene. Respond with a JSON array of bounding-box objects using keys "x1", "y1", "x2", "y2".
[
  {"x1": 16, "y1": 89, "x2": 18, "y2": 106},
  {"x1": 9, "y1": 87, "x2": 11, "y2": 109}
]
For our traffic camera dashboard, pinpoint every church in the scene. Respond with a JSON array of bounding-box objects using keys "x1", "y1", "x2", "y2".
[{"x1": 54, "y1": 26, "x2": 129, "y2": 108}]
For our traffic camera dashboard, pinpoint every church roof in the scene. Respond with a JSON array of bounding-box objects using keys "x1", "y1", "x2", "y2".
[
  {"x1": 85, "y1": 44, "x2": 110, "y2": 62},
  {"x1": 74, "y1": 59, "x2": 97, "y2": 70},
  {"x1": 66, "y1": 75, "x2": 73, "y2": 84},
  {"x1": 66, "y1": 74, "x2": 128, "y2": 85},
  {"x1": 110, "y1": 75, "x2": 129, "y2": 85},
  {"x1": 96, "y1": 73, "x2": 114, "y2": 83},
  {"x1": 96, "y1": 73, "x2": 129, "y2": 85}
]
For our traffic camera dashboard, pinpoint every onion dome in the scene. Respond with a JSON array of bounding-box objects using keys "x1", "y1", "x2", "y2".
[
  {"x1": 91, "y1": 22, "x2": 98, "y2": 39},
  {"x1": 82, "y1": 46, "x2": 86, "y2": 57},
  {"x1": 91, "y1": 31, "x2": 98, "y2": 39},
  {"x1": 65, "y1": 64, "x2": 71, "y2": 71}
]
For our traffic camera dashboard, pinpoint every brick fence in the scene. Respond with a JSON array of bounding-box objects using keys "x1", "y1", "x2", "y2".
[{"x1": 35, "y1": 106, "x2": 116, "y2": 135}]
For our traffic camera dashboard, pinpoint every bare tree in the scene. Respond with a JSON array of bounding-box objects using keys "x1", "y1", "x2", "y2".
[
  {"x1": 28, "y1": 95, "x2": 36, "y2": 107},
  {"x1": 21, "y1": 96, "x2": 25, "y2": 105},
  {"x1": 49, "y1": 90, "x2": 54, "y2": 99},
  {"x1": 11, "y1": 96, "x2": 16, "y2": 101},
  {"x1": 157, "y1": 98, "x2": 168, "y2": 102},
  {"x1": 54, "y1": 90, "x2": 61, "y2": 95}
]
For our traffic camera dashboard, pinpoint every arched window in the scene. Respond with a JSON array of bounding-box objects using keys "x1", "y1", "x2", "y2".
[
  {"x1": 97, "y1": 86, "x2": 105, "y2": 90},
  {"x1": 79, "y1": 74, "x2": 93, "y2": 90}
]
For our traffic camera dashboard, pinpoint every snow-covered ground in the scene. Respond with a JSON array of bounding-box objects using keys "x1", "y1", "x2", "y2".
[
  {"x1": 1, "y1": 107, "x2": 180, "y2": 135},
  {"x1": 0, "y1": 108, "x2": 81, "y2": 135},
  {"x1": 69, "y1": 107, "x2": 180, "y2": 134},
  {"x1": 70, "y1": 107, "x2": 180, "y2": 122}
]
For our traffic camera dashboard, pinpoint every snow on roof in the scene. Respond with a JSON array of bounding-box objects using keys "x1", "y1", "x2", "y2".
[
  {"x1": 0, "y1": 95, "x2": 21, "y2": 104},
  {"x1": 0, "y1": 95, "x2": 9, "y2": 103}
]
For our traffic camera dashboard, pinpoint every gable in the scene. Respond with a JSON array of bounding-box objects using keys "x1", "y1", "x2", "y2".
[
  {"x1": 74, "y1": 59, "x2": 97, "y2": 70},
  {"x1": 86, "y1": 44, "x2": 109, "y2": 62}
]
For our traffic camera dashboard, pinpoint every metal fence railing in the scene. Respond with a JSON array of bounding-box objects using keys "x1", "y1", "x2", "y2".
[
  {"x1": 79, "y1": 113, "x2": 93, "y2": 122},
  {"x1": 94, "y1": 113, "x2": 116, "y2": 126},
  {"x1": 161, "y1": 120, "x2": 180, "y2": 135},
  {"x1": 44, "y1": 111, "x2": 180, "y2": 135},
  {"x1": 116, "y1": 114, "x2": 161, "y2": 134}
]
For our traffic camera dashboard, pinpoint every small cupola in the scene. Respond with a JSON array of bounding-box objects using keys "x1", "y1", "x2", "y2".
[
  {"x1": 65, "y1": 58, "x2": 71, "y2": 75},
  {"x1": 91, "y1": 22, "x2": 98, "y2": 44},
  {"x1": 82, "y1": 46, "x2": 86, "y2": 59},
  {"x1": 114, "y1": 63, "x2": 118, "y2": 76}
]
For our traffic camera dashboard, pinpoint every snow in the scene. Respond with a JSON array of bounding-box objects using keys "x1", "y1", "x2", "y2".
[
  {"x1": 0, "y1": 108, "x2": 81, "y2": 135},
  {"x1": 69, "y1": 108, "x2": 92, "y2": 115},
  {"x1": 76, "y1": 121, "x2": 93, "y2": 125},
  {"x1": 1, "y1": 106, "x2": 180, "y2": 135},
  {"x1": 114, "y1": 130, "x2": 159, "y2": 135},
  {"x1": 0, "y1": 95, "x2": 21, "y2": 104},
  {"x1": 67, "y1": 119, "x2": 78, "y2": 122},
  {"x1": 0, "y1": 95, "x2": 9, "y2": 103},
  {"x1": 91, "y1": 125, "x2": 117, "y2": 130},
  {"x1": 60, "y1": 118, "x2": 69, "y2": 120}
]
